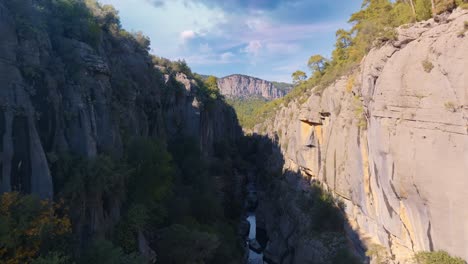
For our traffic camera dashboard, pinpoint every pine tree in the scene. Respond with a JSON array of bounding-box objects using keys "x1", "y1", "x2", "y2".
[{"x1": 291, "y1": 71, "x2": 307, "y2": 85}]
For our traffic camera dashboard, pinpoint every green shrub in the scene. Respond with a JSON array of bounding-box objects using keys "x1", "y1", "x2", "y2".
[
  {"x1": 86, "y1": 18, "x2": 102, "y2": 48},
  {"x1": 332, "y1": 249, "x2": 362, "y2": 264},
  {"x1": 459, "y1": 21, "x2": 468, "y2": 36},
  {"x1": 171, "y1": 59, "x2": 193, "y2": 76},
  {"x1": 132, "y1": 31, "x2": 151, "y2": 51},
  {"x1": 393, "y1": 1, "x2": 416, "y2": 24},
  {"x1": 458, "y1": 0, "x2": 468, "y2": 9},
  {"x1": 156, "y1": 225, "x2": 220, "y2": 264},
  {"x1": 414, "y1": 251, "x2": 466, "y2": 264},
  {"x1": 422, "y1": 59, "x2": 434, "y2": 73},
  {"x1": 118, "y1": 29, "x2": 132, "y2": 39},
  {"x1": 32, "y1": 252, "x2": 74, "y2": 264},
  {"x1": 126, "y1": 139, "x2": 174, "y2": 206},
  {"x1": 53, "y1": 155, "x2": 130, "y2": 207},
  {"x1": 296, "y1": 184, "x2": 344, "y2": 232},
  {"x1": 199, "y1": 75, "x2": 221, "y2": 101},
  {"x1": 415, "y1": 0, "x2": 433, "y2": 21},
  {"x1": 82, "y1": 239, "x2": 143, "y2": 264},
  {"x1": 434, "y1": 0, "x2": 457, "y2": 14},
  {"x1": 366, "y1": 244, "x2": 391, "y2": 264}
]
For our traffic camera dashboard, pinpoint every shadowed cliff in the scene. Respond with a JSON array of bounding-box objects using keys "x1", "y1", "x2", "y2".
[{"x1": 0, "y1": 0, "x2": 245, "y2": 263}]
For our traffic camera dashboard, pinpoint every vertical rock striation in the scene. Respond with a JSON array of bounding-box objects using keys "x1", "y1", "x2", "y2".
[
  {"x1": 0, "y1": 0, "x2": 241, "y2": 229},
  {"x1": 255, "y1": 9, "x2": 468, "y2": 263},
  {"x1": 217, "y1": 74, "x2": 292, "y2": 100}
]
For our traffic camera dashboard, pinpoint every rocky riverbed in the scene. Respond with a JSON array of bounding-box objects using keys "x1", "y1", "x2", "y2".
[{"x1": 243, "y1": 172, "x2": 267, "y2": 264}]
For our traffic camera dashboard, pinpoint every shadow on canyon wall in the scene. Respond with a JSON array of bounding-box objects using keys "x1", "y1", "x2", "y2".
[{"x1": 242, "y1": 133, "x2": 367, "y2": 264}]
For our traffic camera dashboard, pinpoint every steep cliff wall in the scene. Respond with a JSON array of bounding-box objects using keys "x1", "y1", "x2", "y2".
[
  {"x1": 0, "y1": 5, "x2": 245, "y2": 255},
  {"x1": 0, "y1": 0, "x2": 241, "y2": 200},
  {"x1": 217, "y1": 74, "x2": 292, "y2": 100},
  {"x1": 255, "y1": 9, "x2": 468, "y2": 263}
]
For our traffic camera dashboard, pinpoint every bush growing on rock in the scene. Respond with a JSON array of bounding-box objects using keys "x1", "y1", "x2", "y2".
[
  {"x1": 414, "y1": 251, "x2": 466, "y2": 264},
  {"x1": 131, "y1": 31, "x2": 151, "y2": 51},
  {"x1": 332, "y1": 248, "x2": 362, "y2": 264},
  {"x1": 81, "y1": 239, "x2": 144, "y2": 264},
  {"x1": 458, "y1": 21, "x2": 468, "y2": 36},
  {"x1": 457, "y1": 0, "x2": 468, "y2": 9},
  {"x1": 295, "y1": 183, "x2": 345, "y2": 233},
  {"x1": 422, "y1": 59, "x2": 434, "y2": 72},
  {"x1": 31, "y1": 251, "x2": 74, "y2": 264},
  {"x1": 366, "y1": 244, "x2": 391, "y2": 264},
  {"x1": 156, "y1": 224, "x2": 220, "y2": 264},
  {"x1": 444, "y1": 101, "x2": 457, "y2": 112}
]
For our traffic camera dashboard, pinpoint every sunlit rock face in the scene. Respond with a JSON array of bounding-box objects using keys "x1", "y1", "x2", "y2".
[
  {"x1": 255, "y1": 9, "x2": 468, "y2": 263},
  {"x1": 217, "y1": 74, "x2": 291, "y2": 100}
]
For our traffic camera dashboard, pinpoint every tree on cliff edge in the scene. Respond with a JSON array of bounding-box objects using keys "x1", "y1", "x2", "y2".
[{"x1": 292, "y1": 70, "x2": 307, "y2": 85}]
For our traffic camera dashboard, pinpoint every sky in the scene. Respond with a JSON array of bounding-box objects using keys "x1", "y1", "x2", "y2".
[{"x1": 98, "y1": 0, "x2": 362, "y2": 82}]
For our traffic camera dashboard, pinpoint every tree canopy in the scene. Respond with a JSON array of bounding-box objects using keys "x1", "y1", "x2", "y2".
[{"x1": 292, "y1": 70, "x2": 307, "y2": 85}]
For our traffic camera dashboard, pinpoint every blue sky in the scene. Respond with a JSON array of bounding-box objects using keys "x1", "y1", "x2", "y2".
[{"x1": 98, "y1": 0, "x2": 362, "y2": 82}]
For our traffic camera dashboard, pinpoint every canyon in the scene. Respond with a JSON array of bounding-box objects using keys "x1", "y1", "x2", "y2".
[{"x1": 0, "y1": 0, "x2": 467, "y2": 263}]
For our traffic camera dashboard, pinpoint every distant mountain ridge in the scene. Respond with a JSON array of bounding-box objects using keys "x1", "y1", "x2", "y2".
[{"x1": 217, "y1": 74, "x2": 292, "y2": 100}]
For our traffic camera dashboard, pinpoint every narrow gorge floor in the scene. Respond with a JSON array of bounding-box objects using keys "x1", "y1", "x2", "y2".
[{"x1": 245, "y1": 173, "x2": 264, "y2": 264}]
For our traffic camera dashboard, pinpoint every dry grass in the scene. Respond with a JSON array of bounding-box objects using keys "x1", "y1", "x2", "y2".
[
  {"x1": 346, "y1": 76, "x2": 355, "y2": 93},
  {"x1": 444, "y1": 101, "x2": 457, "y2": 112}
]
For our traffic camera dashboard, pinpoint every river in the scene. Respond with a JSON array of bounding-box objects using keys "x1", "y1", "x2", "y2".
[
  {"x1": 245, "y1": 173, "x2": 265, "y2": 264},
  {"x1": 247, "y1": 213, "x2": 263, "y2": 263}
]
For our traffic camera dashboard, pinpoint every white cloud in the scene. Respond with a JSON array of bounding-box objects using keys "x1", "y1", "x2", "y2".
[
  {"x1": 98, "y1": 0, "x2": 352, "y2": 79},
  {"x1": 243, "y1": 40, "x2": 262, "y2": 56},
  {"x1": 220, "y1": 52, "x2": 234, "y2": 62},
  {"x1": 180, "y1": 30, "x2": 196, "y2": 41}
]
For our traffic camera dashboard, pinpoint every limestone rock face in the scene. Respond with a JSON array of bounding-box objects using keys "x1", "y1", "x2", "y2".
[
  {"x1": 217, "y1": 74, "x2": 291, "y2": 100},
  {"x1": 255, "y1": 8, "x2": 468, "y2": 263}
]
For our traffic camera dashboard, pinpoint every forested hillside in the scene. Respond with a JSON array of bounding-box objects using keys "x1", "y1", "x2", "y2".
[{"x1": 213, "y1": 74, "x2": 292, "y2": 128}]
